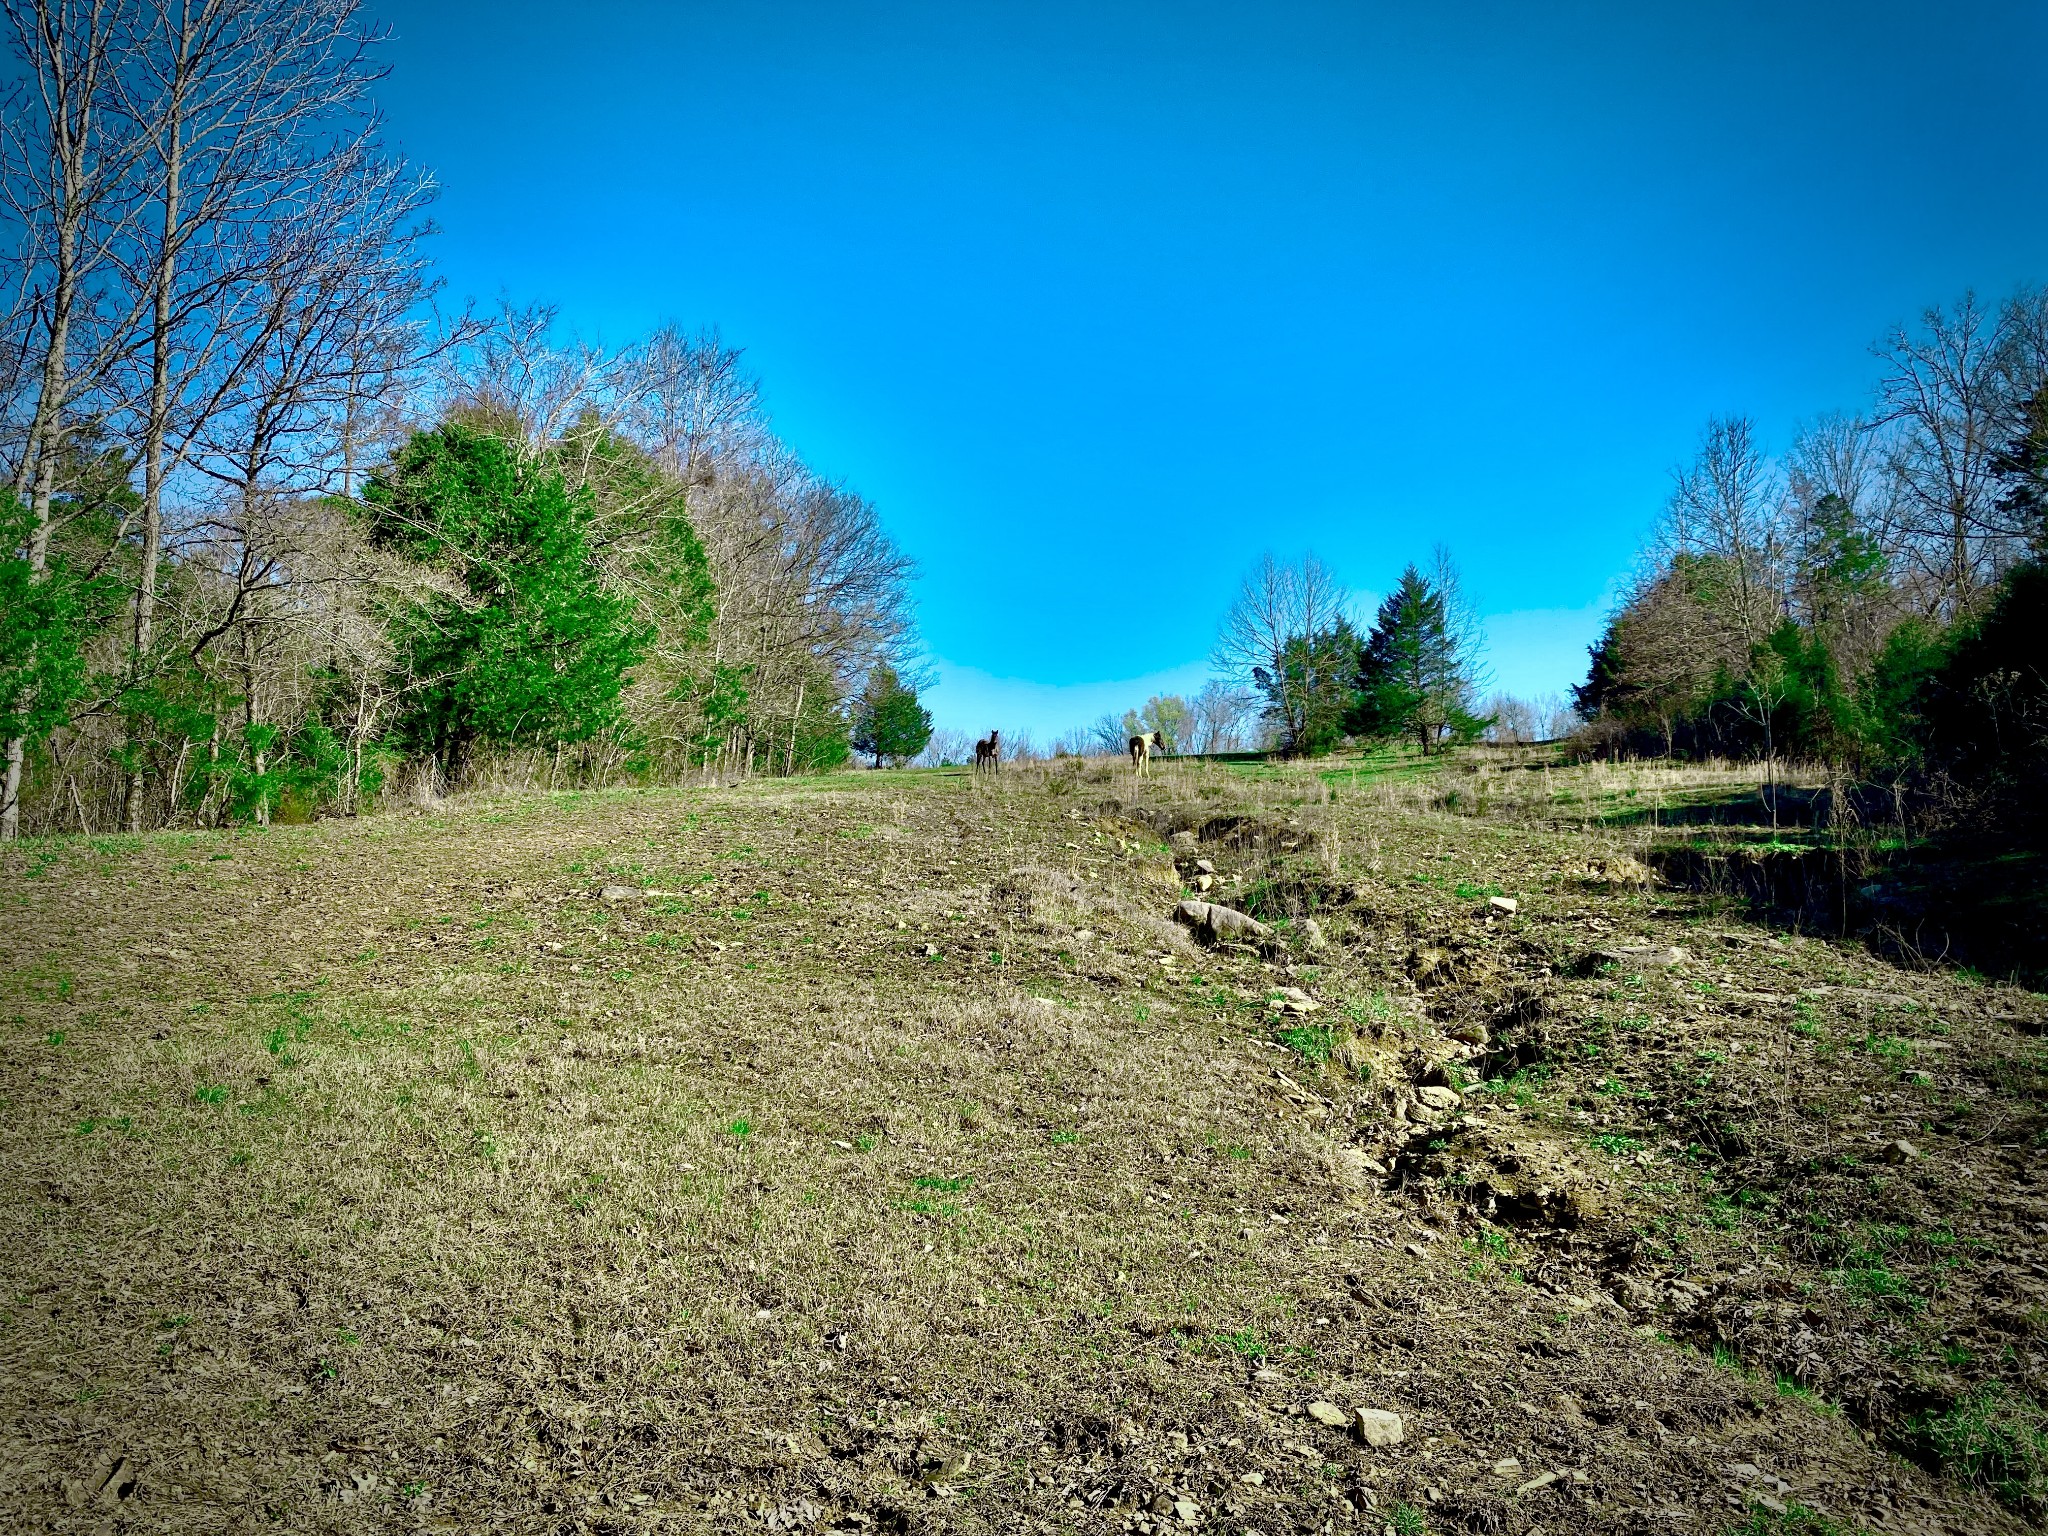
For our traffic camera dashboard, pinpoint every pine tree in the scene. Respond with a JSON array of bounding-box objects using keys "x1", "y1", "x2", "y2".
[
  {"x1": 849, "y1": 664, "x2": 932, "y2": 767},
  {"x1": 363, "y1": 424, "x2": 654, "y2": 784},
  {"x1": 1350, "y1": 565, "x2": 1487, "y2": 753}
]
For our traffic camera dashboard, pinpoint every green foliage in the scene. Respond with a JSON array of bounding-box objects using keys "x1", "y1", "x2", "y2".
[
  {"x1": 1275, "y1": 1023, "x2": 1335, "y2": 1064},
  {"x1": 364, "y1": 424, "x2": 654, "y2": 778},
  {"x1": 1991, "y1": 387, "x2": 2048, "y2": 551},
  {"x1": 849, "y1": 663, "x2": 932, "y2": 766},
  {"x1": 1911, "y1": 559, "x2": 2048, "y2": 837},
  {"x1": 0, "y1": 490, "x2": 124, "y2": 754},
  {"x1": 1253, "y1": 619, "x2": 1358, "y2": 756},
  {"x1": 1913, "y1": 1382, "x2": 2048, "y2": 1512},
  {"x1": 1351, "y1": 566, "x2": 1487, "y2": 753}
]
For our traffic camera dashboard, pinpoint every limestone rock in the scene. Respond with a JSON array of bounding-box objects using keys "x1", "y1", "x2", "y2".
[
  {"x1": 1352, "y1": 1409, "x2": 1404, "y2": 1447},
  {"x1": 1172, "y1": 899, "x2": 1271, "y2": 945},
  {"x1": 1579, "y1": 943, "x2": 1687, "y2": 975},
  {"x1": 1415, "y1": 1084, "x2": 1462, "y2": 1111},
  {"x1": 1487, "y1": 896, "x2": 1519, "y2": 916},
  {"x1": 1268, "y1": 985, "x2": 1322, "y2": 1016},
  {"x1": 1306, "y1": 1401, "x2": 1350, "y2": 1429},
  {"x1": 599, "y1": 884, "x2": 639, "y2": 902}
]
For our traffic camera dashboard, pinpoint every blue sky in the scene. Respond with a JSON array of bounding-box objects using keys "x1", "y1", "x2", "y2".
[{"x1": 377, "y1": 0, "x2": 2048, "y2": 740}]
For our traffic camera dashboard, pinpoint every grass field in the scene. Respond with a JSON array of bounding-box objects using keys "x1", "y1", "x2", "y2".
[{"x1": 3, "y1": 754, "x2": 2044, "y2": 1534}]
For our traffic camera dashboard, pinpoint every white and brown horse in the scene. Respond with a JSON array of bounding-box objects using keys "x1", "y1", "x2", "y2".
[{"x1": 1128, "y1": 730, "x2": 1164, "y2": 776}]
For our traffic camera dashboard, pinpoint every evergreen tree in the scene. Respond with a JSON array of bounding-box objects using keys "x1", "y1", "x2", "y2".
[
  {"x1": 1250, "y1": 619, "x2": 1358, "y2": 756},
  {"x1": 1991, "y1": 387, "x2": 2048, "y2": 553},
  {"x1": 848, "y1": 664, "x2": 932, "y2": 767},
  {"x1": 1350, "y1": 565, "x2": 1487, "y2": 753},
  {"x1": 363, "y1": 425, "x2": 653, "y2": 783}
]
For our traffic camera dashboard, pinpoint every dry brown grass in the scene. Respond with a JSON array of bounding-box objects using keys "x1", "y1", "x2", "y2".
[{"x1": 1, "y1": 760, "x2": 2041, "y2": 1534}]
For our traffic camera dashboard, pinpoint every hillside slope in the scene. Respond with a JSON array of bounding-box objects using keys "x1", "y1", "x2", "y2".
[{"x1": 2, "y1": 761, "x2": 2042, "y2": 1535}]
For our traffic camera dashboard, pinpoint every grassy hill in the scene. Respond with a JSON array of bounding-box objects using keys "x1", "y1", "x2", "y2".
[{"x1": 3, "y1": 754, "x2": 2043, "y2": 1534}]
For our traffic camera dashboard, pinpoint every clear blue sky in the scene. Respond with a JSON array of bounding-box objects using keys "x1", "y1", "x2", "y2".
[{"x1": 376, "y1": 0, "x2": 2048, "y2": 740}]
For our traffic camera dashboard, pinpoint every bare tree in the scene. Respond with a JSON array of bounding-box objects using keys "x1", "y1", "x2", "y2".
[
  {"x1": 1873, "y1": 292, "x2": 2022, "y2": 617},
  {"x1": 1213, "y1": 551, "x2": 1347, "y2": 752},
  {"x1": 1188, "y1": 678, "x2": 1257, "y2": 753},
  {"x1": 1660, "y1": 415, "x2": 1785, "y2": 652},
  {"x1": 111, "y1": 0, "x2": 399, "y2": 830},
  {"x1": 0, "y1": 0, "x2": 155, "y2": 838}
]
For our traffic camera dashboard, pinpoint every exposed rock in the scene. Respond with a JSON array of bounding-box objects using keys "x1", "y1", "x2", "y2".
[
  {"x1": 1301, "y1": 916, "x2": 1329, "y2": 951},
  {"x1": 1487, "y1": 896, "x2": 1519, "y2": 916},
  {"x1": 1588, "y1": 854, "x2": 1653, "y2": 887},
  {"x1": 1516, "y1": 1471, "x2": 1558, "y2": 1496},
  {"x1": 1415, "y1": 1085, "x2": 1462, "y2": 1111},
  {"x1": 599, "y1": 884, "x2": 640, "y2": 902},
  {"x1": 1884, "y1": 1138, "x2": 1920, "y2": 1163},
  {"x1": 1306, "y1": 1401, "x2": 1350, "y2": 1428},
  {"x1": 1577, "y1": 943, "x2": 1687, "y2": 975},
  {"x1": 1352, "y1": 1409, "x2": 1404, "y2": 1447},
  {"x1": 1269, "y1": 985, "x2": 1323, "y2": 1016},
  {"x1": 1170, "y1": 831, "x2": 1199, "y2": 853},
  {"x1": 1194, "y1": 858, "x2": 1215, "y2": 875},
  {"x1": 1172, "y1": 900, "x2": 1271, "y2": 945},
  {"x1": 1406, "y1": 946, "x2": 1453, "y2": 985}
]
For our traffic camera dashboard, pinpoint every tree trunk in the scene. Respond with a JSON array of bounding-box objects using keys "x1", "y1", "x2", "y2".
[{"x1": 122, "y1": 89, "x2": 186, "y2": 835}]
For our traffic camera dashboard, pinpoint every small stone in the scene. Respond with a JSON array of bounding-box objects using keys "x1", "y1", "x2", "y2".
[
  {"x1": 1171, "y1": 831, "x2": 1199, "y2": 853},
  {"x1": 922, "y1": 943, "x2": 939, "y2": 958},
  {"x1": 1404, "y1": 1242, "x2": 1427, "y2": 1258},
  {"x1": 1240, "y1": 1471, "x2": 1265, "y2": 1485},
  {"x1": 1516, "y1": 1471, "x2": 1558, "y2": 1496},
  {"x1": 1352, "y1": 1409, "x2": 1404, "y2": 1447},
  {"x1": 1488, "y1": 896, "x2": 1519, "y2": 916},
  {"x1": 1415, "y1": 1085, "x2": 1461, "y2": 1111},
  {"x1": 1194, "y1": 874, "x2": 1215, "y2": 893},
  {"x1": 1301, "y1": 917, "x2": 1328, "y2": 951},
  {"x1": 1404, "y1": 1102, "x2": 1437, "y2": 1123},
  {"x1": 1492, "y1": 1458, "x2": 1523, "y2": 1476},
  {"x1": 1194, "y1": 858, "x2": 1216, "y2": 875},
  {"x1": 1884, "y1": 1139, "x2": 1920, "y2": 1163},
  {"x1": 1306, "y1": 1401, "x2": 1350, "y2": 1429},
  {"x1": 599, "y1": 884, "x2": 638, "y2": 902},
  {"x1": 1175, "y1": 1497, "x2": 1200, "y2": 1525},
  {"x1": 1253, "y1": 1367, "x2": 1283, "y2": 1382}
]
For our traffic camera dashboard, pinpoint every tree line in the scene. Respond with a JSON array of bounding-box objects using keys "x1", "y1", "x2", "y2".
[
  {"x1": 1066, "y1": 546, "x2": 1493, "y2": 762},
  {"x1": 1575, "y1": 286, "x2": 2047, "y2": 838},
  {"x1": 0, "y1": 0, "x2": 924, "y2": 839}
]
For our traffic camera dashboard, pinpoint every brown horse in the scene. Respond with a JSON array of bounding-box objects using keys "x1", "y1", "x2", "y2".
[
  {"x1": 974, "y1": 730, "x2": 1001, "y2": 774},
  {"x1": 1128, "y1": 731, "x2": 1163, "y2": 776}
]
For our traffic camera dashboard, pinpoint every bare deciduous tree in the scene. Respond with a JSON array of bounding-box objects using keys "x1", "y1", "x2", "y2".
[{"x1": 1213, "y1": 551, "x2": 1347, "y2": 752}]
